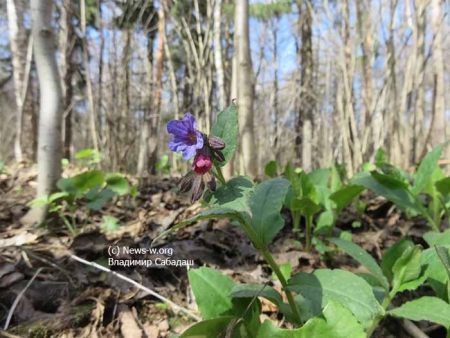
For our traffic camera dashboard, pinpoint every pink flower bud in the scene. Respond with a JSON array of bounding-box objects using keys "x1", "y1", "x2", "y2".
[{"x1": 192, "y1": 153, "x2": 213, "y2": 175}]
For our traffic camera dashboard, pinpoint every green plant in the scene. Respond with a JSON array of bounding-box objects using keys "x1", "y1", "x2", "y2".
[
  {"x1": 74, "y1": 148, "x2": 102, "y2": 167},
  {"x1": 29, "y1": 170, "x2": 131, "y2": 235},
  {"x1": 353, "y1": 144, "x2": 450, "y2": 232},
  {"x1": 156, "y1": 154, "x2": 171, "y2": 174},
  {"x1": 283, "y1": 165, "x2": 364, "y2": 251},
  {"x1": 159, "y1": 105, "x2": 450, "y2": 337}
]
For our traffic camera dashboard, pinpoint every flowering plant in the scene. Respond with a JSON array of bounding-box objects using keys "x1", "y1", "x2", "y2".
[
  {"x1": 158, "y1": 104, "x2": 450, "y2": 337},
  {"x1": 167, "y1": 113, "x2": 226, "y2": 202}
]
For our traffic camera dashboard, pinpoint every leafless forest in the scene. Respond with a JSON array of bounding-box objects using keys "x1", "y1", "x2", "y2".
[
  {"x1": 1, "y1": 0, "x2": 449, "y2": 178},
  {"x1": 2, "y1": 1, "x2": 450, "y2": 337}
]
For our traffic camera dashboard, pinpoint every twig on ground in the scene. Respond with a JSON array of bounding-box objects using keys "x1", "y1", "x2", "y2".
[
  {"x1": 4, "y1": 267, "x2": 43, "y2": 330},
  {"x1": 70, "y1": 254, "x2": 201, "y2": 322},
  {"x1": 400, "y1": 319, "x2": 429, "y2": 338}
]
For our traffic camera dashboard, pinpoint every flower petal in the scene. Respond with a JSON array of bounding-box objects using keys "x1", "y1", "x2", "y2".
[
  {"x1": 169, "y1": 138, "x2": 188, "y2": 152},
  {"x1": 182, "y1": 145, "x2": 197, "y2": 160},
  {"x1": 195, "y1": 131, "x2": 204, "y2": 149},
  {"x1": 183, "y1": 113, "x2": 197, "y2": 130},
  {"x1": 167, "y1": 120, "x2": 189, "y2": 137}
]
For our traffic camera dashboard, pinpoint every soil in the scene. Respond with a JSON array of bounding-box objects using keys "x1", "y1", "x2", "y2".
[{"x1": 0, "y1": 163, "x2": 446, "y2": 338}]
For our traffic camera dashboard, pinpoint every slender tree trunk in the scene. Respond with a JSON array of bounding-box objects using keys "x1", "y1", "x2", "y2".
[
  {"x1": 7, "y1": 0, "x2": 27, "y2": 162},
  {"x1": 81, "y1": 0, "x2": 99, "y2": 153},
  {"x1": 412, "y1": 0, "x2": 426, "y2": 163},
  {"x1": 120, "y1": 28, "x2": 131, "y2": 165},
  {"x1": 236, "y1": 0, "x2": 256, "y2": 176},
  {"x1": 430, "y1": 0, "x2": 446, "y2": 150},
  {"x1": 356, "y1": 0, "x2": 374, "y2": 159},
  {"x1": 272, "y1": 17, "x2": 279, "y2": 159},
  {"x1": 214, "y1": 0, "x2": 226, "y2": 110},
  {"x1": 59, "y1": 0, "x2": 75, "y2": 160},
  {"x1": 137, "y1": 34, "x2": 154, "y2": 176},
  {"x1": 147, "y1": 4, "x2": 166, "y2": 174},
  {"x1": 25, "y1": 0, "x2": 62, "y2": 224},
  {"x1": 223, "y1": 5, "x2": 238, "y2": 179},
  {"x1": 299, "y1": 0, "x2": 314, "y2": 172},
  {"x1": 97, "y1": 0, "x2": 105, "y2": 146}
]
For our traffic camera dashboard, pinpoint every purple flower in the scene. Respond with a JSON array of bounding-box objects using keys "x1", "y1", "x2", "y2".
[{"x1": 167, "y1": 113, "x2": 204, "y2": 160}]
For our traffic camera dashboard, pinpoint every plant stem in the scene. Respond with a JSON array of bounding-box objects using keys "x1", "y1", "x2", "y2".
[
  {"x1": 61, "y1": 213, "x2": 77, "y2": 236},
  {"x1": 366, "y1": 291, "x2": 394, "y2": 337},
  {"x1": 305, "y1": 215, "x2": 312, "y2": 252},
  {"x1": 292, "y1": 211, "x2": 301, "y2": 239},
  {"x1": 239, "y1": 217, "x2": 302, "y2": 325},
  {"x1": 214, "y1": 163, "x2": 227, "y2": 185},
  {"x1": 408, "y1": 191, "x2": 439, "y2": 231}
]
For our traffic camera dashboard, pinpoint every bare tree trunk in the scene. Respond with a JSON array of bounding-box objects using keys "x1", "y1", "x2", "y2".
[
  {"x1": 412, "y1": 0, "x2": 426, "y2": 163},
  {"x1": 81, "y1": 0, "x2": 99, "y2": 153},
  {"x1": 7, "y1": 0, "x2": 27, "y2": 162},
  {"x1": 137, "y1": 34, "x2": 154, "y2": 176},
  {"x1": 214, "y1": 0, "x2": 226, "y2": 110},
  {"x1": 223, "y1": 5, "x2": 238, "y2": 180},
  {"x1": 430, "y1": 0, "x2": 446, "y2": 150},
  {"x1": 236, "y1": 0, "x2": 256, "y2": 176},
  {"x1": 120, "y1": 28, "x2": 131, "y2": 165},
  {"x1": 59, "y1": 0, "x2": 75, "y2": 160},
  {"x1": 147, "y1": 4, "x2": 166, "y2": 174},
  {"x1": 97, "y1": 0, "x2": 105, "y2": 147},
  {"x1": 356, "y1": 0, "x2": 374, "y2": 159},
  {"x1": 25, "y1": 0, "x2": 62, "y2": 224},
  {"x1": 272, "y1": 17, "x2": 279, "y2": 160},
  {"x1": 299, "y1": 0, "x2": 314, "y2": 172}
]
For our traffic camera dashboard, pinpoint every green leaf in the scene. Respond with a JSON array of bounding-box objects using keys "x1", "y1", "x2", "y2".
[
  {"x1": 436, "y1": 177, "x2": 450, "y2": 197},
  {"x1": 86, "y1": 188, "x2": 115, "y2": 210},
  {"x1": 130, "y1": 186, "x2": 138, "y2": 198},
  {"x1": 381, "y1": 239, "x2": 414, "y2": 281},
  {"x1": 180, "y1": 316, "x2": 235, "y2": 338},
  {"x1": 388, "y1": 297, "x2": 450, "y2": 328},
  {"x1": 75, "y1": 148, "x2": 95, "y2": 159},
  {"x1": 229, "y1": 284, "x2": 283, "y2": 307},
  {"x1": 204, "y1": 176, "x2": 253, "y2": 213},
  {"x1": 188, "y1": 267, "x2": 235, "y2": 320},
  {"x1": 101, "y1": 215, "x2": 120, "y2": 232},
  {"x1": 314, "y1": 210, "x2": 334, "y2": 235},
  {"x1": 300, "y1": 173, "x2": 318, "y2": 203},
  {"x1": 152, "y1": 208, "x2": 242, "y2": 244},
  {"x1": 211, "y1": 102, "x2": 238, "y2": 166},
  {"x1": 48, "y1": 192, "x2": 70, "y2": 203},
  {"x1": 424, "y1": 230, "x2": 450, "y2": 246},
  {"x1": 292, "y1": 197, "x2": 321, "y2": 218},
  {"x1": 436, "y1": 246, "x2": 450, "y2": 276},
  {"x1": 264, "y1": 161, "x2": 278, "y2": 178},
  {"x1": 330, "y1": 166, "x2": 343, "y2": 192},
  {"x1": 392, "y1": 245, "x2": 423, "y2": 292},
  {"x1": 308, "y1": 168, "x2": 331, "y2": 187},
  {"x1": 329, "y1": 185, "x2": 365, "y2": 212},
  {"x1": 28, "y1": 195, "x2": 50, "y2": 207},
  {"x1": 288, "y1": 269, "x2": 383, "y2": 327},
  {"x1": 278, "y1": 263, "x2": 292, "y2": 281},
  {"x1": 249, "y1": 178, "x2": 290, "y2": 246},
  {"x1": 105, "y1": 173, "x2": 129, "y2": 196},
  {"x1": 413, "y1": 143, "x2": 446, "y2": 195},
  {"x1": 257, "y1": 300, "x2": 365, "y2": 338},
  {"x1": 57, "y1": 170, "x2": 105, "y2": 195},
  {"x1": 372, "y1": 171, "x2": 409, "y2": 190},
  {"x1": 352, "y1": 172, "x2": 419, "y2": 212},
  {"x1": 329, "y1": 238, "x2": 389, "y2": 290},
  {"x1": 422, "y1": 246, "x2": 450, "y2": 299},
  {"x1": 285, "y1": 163, "x2": 301, "y2": 196},
  {"x1": 375, "y1": 148, "x2": 388, "y2": 167}
]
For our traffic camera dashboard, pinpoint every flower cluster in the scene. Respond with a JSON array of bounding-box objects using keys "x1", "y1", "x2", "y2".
[{"x1": 167, "y1": 113, "x2": 226, "y2": 202}]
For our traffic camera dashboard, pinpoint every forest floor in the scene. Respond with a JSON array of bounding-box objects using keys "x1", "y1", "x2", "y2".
[{"x1": 0, "y1": 163, "x2": 445, "y2": 338}]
